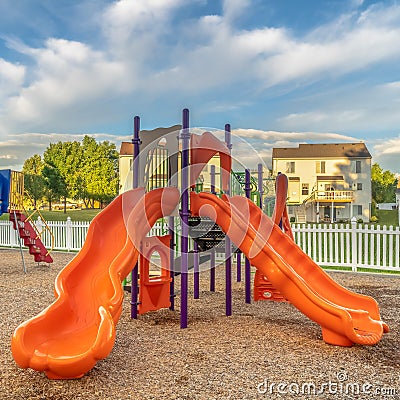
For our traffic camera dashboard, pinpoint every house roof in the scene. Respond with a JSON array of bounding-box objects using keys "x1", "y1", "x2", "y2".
[
  {"x1": 272, "y1": 143, "x2": 371, "y2": 159},
  {"x1": 120, "y1": 142, "x2": 133, "y2": 155}
]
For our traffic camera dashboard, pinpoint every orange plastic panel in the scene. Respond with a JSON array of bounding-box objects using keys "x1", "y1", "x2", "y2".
[
  {"x1": 11, "y1": 187, "x2": 180, "y2": 379},
  {"x1": 253, "y1": 270, "x2": 287, "y2": 302},
  {"x1": 138, "y1": 235, "x2": 172, "y2": 314},
  {"x1": 190, "y1": 191, "x2": 389, "y2": 347},
  {"x1": 190, "y1": 132, "x2": 231, "y2": 192},
  {"x1": 273, "y1": 174, "x2": 294, "y2": 240}
]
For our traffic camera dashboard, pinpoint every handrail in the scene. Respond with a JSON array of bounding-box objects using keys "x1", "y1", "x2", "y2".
[
  {"x1": 313, "y1": 190, "x2": 354, "y2": 201},
  {"x1": 22, "y1": 192, "x2": 55, "y2": 257}
]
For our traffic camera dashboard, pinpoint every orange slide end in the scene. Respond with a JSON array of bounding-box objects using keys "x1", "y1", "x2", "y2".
[
  {"x1": 11, "y1": 187, "x2": 179, "y2": 379},
  {"x1": 190, "y1": 191, "x2": 389, "y2": 347}
]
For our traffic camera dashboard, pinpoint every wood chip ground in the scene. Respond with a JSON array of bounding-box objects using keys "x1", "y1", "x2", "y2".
[{"x1": 0, "y1": 249, "x2": 399, "y2": 399}]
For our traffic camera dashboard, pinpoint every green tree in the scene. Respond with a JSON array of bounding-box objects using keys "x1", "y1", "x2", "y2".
[
  {"x1": 43, "y1": 141, "x2": 83, "y2": 212},
  {"x1": 371, "y1": 163, "x2": 397, "y2": 207},
  {"x1": 31, "y1": 136, "x2": 118, "y2": 210},
  {"x1": 42, "y1": 165, "x2": 68, "y2": 210},
  {"x1": 22, "y1": 155, "x2": 46, "y2": 208},
  {"x1": 81, "y1": 136, "x2": 118, "y2": 207}
]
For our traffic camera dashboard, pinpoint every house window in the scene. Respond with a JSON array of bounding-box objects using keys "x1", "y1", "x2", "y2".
[
  {"x1": 355, "y1": 160, "x2": 361, "y2": 173},
  {"x1": 316, "y1": 161, "x2": 326, "y2": 173},
  {"x1": 286, "y1": 162, "x2": 295, "y2": 173},
  {"x1": 357, "y1": 183, "x2": 363, "y2": 190},
  {"x1": 353, "y1": 205, "x2": 362, "y2": 216},
  {"x1": 302, "y1": 183, "x2": 309, "y2": 196}
]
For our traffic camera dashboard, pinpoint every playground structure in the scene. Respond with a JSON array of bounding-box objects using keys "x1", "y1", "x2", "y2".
[
  {"x1": 0, "y1": 169, "x2": 53, "y2": 269},
  {"x1": 11, "y1": 109, "x2": 389, "y2": 380}
]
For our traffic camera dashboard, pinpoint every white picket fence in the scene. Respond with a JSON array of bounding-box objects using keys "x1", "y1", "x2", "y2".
[
  {"x1": 1, "y1": 217, "x2": 399, "y2": 272},
  {"x1": 0, "y1": 218, "x2": 90, "y2": 252},
  {"x1": 292, "y1": 221, "x2": 400, "y2": 272}
]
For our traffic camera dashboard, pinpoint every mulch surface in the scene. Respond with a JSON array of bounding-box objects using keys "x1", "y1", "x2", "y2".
[{"x1": 0, "y1": 249, "x2": 399, "y2": 399}]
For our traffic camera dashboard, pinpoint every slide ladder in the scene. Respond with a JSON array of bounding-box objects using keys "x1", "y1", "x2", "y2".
[
  {"x1": 6, "y1": 170, "x2": 54, "y2": 264},
  {"x1": 10, "y1": 212, "x2": 53, "y2": 263}
]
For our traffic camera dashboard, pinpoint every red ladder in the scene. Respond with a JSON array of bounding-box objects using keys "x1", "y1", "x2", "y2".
[{"x1": 10, "y1": 211, "x2": 53, "y2": 264}]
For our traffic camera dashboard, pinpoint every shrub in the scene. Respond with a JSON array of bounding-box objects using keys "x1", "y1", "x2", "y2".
[
  {"x1": 357, "y1": 218, "x2": 364, "y2": 223},
  {"x1": 370, "y1": 215, "x2": 378, "y2": 223},
  {"x1": 290, "y1": 216, "x2": 296, "y2": 223}
]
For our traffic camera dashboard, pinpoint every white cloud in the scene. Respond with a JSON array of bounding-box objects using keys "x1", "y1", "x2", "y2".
[
  {"x1": 277, "y1": 79, "x2": 400, "y2": 134},
  {"x1": 0, "y1": 132, "x2": 132, "y2": 170},
  {"x1": 373, "y1": 136, "x2": 400, "y2": 156},
  {"x1": 0, "y1": 38, "x2": 128, "y2": 133},
  {"x1": 0, "y1": 58, "x2": 25, "y2": 100},
  {"x1": 233, "y1": 128, "x2": 358, "y2": 143},
  {"x1": 369, "y1": 136, "x2": 400, "y2": 173},
  {"x1": 2, "y1": 1, "x2": 400, "y2": 131},
  {"x1": 0, "y1": 0, "x2": 400, "y2": 173},
  {"x1": 223, "y1": 0, "x2": 251, "y2": 21}
]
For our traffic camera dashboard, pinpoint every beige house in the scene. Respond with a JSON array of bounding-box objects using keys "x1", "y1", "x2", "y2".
[
  {"x1": 272, "y1": 143, "x2": 372, "y2": 223},
  {"x1": 119, "y1": 141, "x2": 134, "y2": 193}
]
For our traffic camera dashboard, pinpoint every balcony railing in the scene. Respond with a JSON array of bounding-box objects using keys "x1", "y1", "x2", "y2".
[{"x1": 308, "y1": 190, "x2": 354, "y2": 202}]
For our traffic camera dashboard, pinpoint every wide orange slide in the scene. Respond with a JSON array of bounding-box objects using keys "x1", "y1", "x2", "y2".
[
  {"x1": 190, "y1": 191, "x2": 389, "y2": 347},
  {"x1": 11, "y1": 187, "x2": 179, "y2": 379}
]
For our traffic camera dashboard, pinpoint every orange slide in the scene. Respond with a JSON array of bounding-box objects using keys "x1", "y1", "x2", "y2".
[
  {"x1": 11, "y1": 187, "x2": 179, "y2": 379},
  {"x1": 190, "y1": 191, "x2": 389, "y2": 347}
]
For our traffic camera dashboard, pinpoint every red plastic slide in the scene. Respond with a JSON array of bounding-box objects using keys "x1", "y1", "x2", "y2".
[
  {"x1": 11, "y1": 187, "x2": 179, "y2": 379},
  {"x1": 190, "y1": 191, "x2": 389, "y2": 347}
]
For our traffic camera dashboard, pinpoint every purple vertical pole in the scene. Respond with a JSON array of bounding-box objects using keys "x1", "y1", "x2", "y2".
[
  {"x1": 224, "y1": 123, "x2": 232, "y2": 316},
  {"x1": 244, "y1": 168, "x2": 251, "y2": 304},
  {"x1": 194, "y1": 241, "x2": 199, "y2": 299},
  {"x1": 180, "y1": 108, "x2": 190, "y2": 329},
  {"x1": 277, "y1": 172, "x2": 283, "y2": 229},
  {"x1": 169, "y1": 216, "x2": 175, "y2": 310},
  {"x1": 236, "y1": 252, "x2": 241, "y2": 282},
  {"x1": 210, "y1": 164, "x2": 216, "y2": 292},
  {"x1": 258, "y1": 163, "x2": 264, "y2": 209},
  {"x1": 131, "y1": 116, "x2": 140, "y2": 319}
]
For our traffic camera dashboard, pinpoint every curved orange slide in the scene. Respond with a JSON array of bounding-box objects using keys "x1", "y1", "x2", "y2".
[
  {"x1": 190, "y1": 191, "x2": 389, "y2": 347},
  {"x1": 11, "y1": 187, "x2": 179, "y2": 379}
]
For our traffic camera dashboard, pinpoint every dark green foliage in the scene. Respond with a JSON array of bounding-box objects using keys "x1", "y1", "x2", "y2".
[
  {"x1": 371, "y1": 163, "x2": 397, "y2": 205},
  {"x1": 22, "y1": 136, "x2": 119, "y2": 210},
  {"x1": 22, "y1": 155, "x2": 46, "y2": 208}
]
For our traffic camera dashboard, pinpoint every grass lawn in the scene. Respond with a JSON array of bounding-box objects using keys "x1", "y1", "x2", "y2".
[
  {"x1": 0, "y1": 208, "x2": 101, "y2": 222},
  {"x1": 375, "y1": 209, "x2": 399, "y2": 226}
]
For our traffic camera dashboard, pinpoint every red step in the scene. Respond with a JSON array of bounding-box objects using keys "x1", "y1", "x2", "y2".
[{"x1": 10, "y1": 212, "x2": 53, "y2": 264}]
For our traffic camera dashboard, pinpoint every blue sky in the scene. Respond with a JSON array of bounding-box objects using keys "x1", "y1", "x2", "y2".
[{"x1": 0, "y1": 0, "x2": 399, "y2": 173}]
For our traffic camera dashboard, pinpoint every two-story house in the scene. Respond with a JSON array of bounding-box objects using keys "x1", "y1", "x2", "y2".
[{"x1": 272, "y1": 143, "x2": 372, "y2": 223}]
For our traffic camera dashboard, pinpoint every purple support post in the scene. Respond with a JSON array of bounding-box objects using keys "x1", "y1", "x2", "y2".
[
  {"x1": 131, "y1": 116, "x2": 140, "y2": 319},
  {"x1": 210, "y1": 164, "x2": 216, "y2": 292},
  {"x1": 258, "y1": 163, "x2": 264, "y2": 209},
  {"x1": 244, "y1": 168, "x2": 252, "y2": 304},
  {"x1": 180, "y1": 108, "x2": 190, "y2": 329},
  {"x1": 194, "y1": 241, "x2": 199, "y2": 299},
  {"x1": 224, "y1": 124, "x2": 232, "y2": 316},
  {"x1": 236, "y1": 252, "x2": 241, "y2": 282},
  {"x1": 169, "y1": 216, "x2": 175, "y2": 310},
  {"x1": 277, "y1": 172, "x2": 283, "y2": 229}
]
